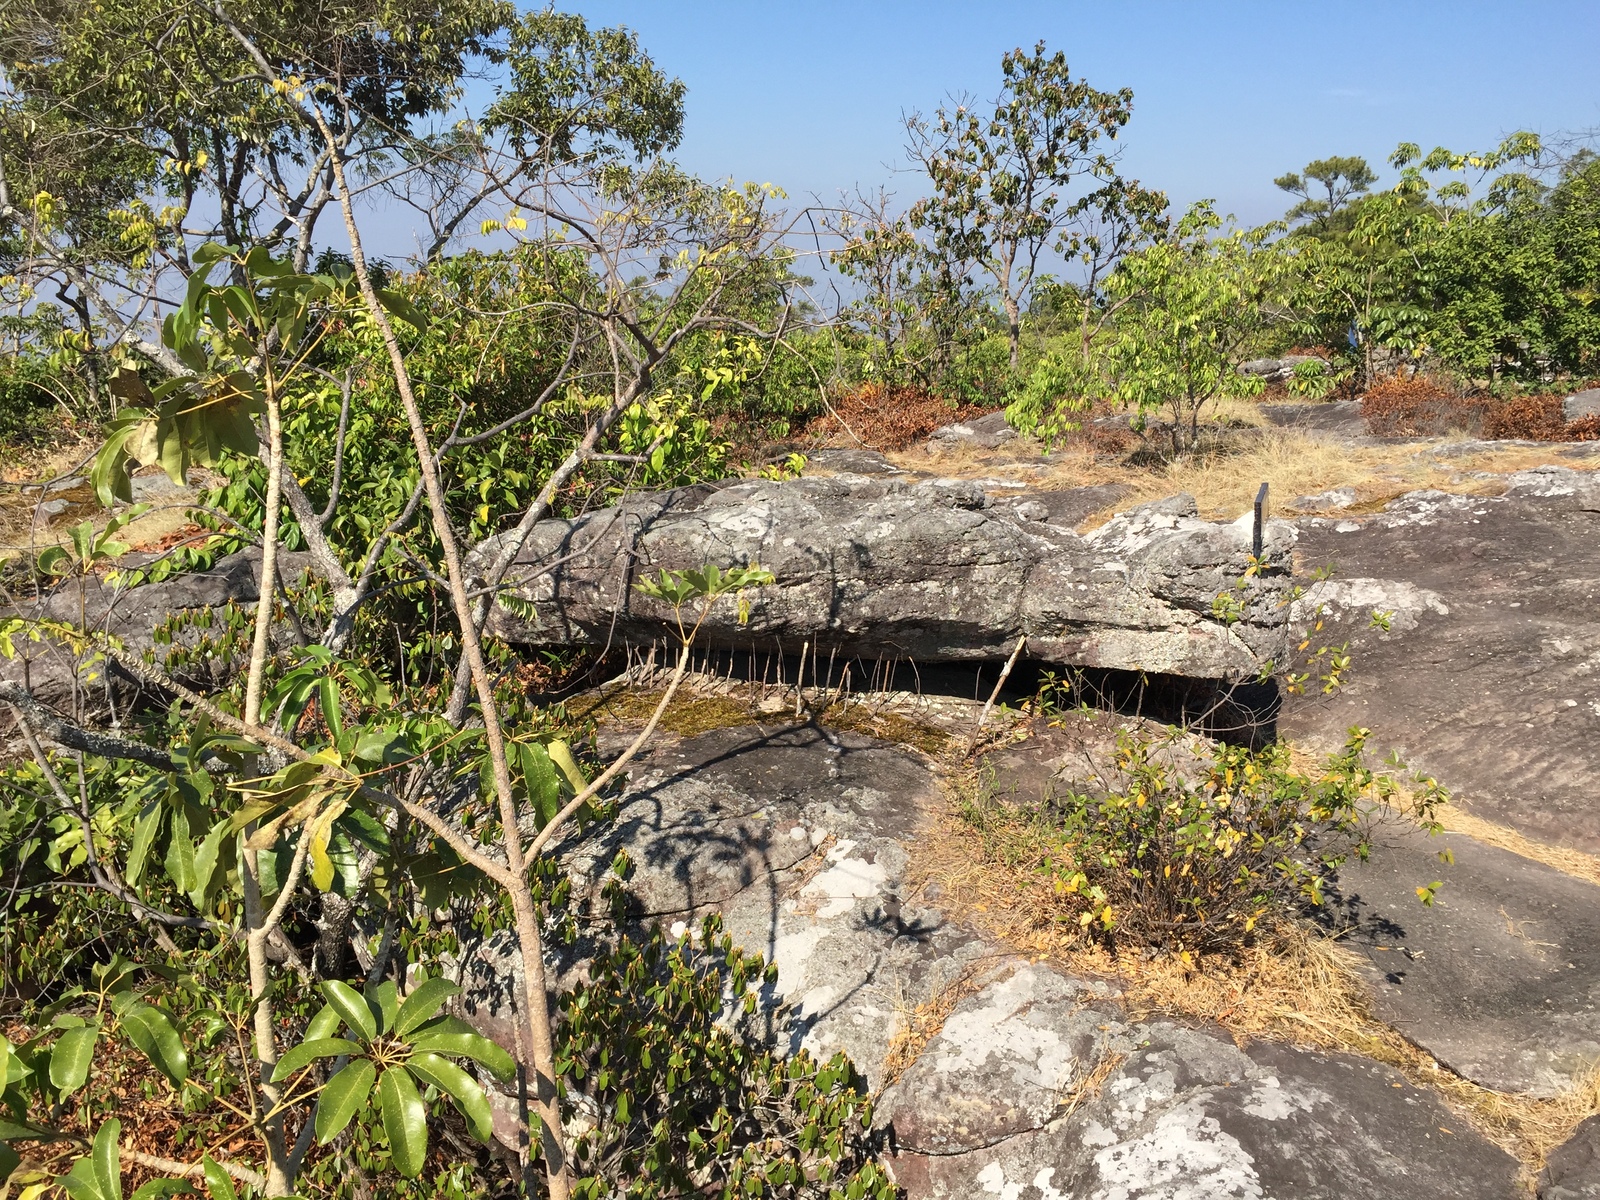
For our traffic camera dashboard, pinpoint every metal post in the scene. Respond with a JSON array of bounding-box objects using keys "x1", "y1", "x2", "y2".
[{"x1": 1252, "y1": 482, "x2": 1269, "y2": 559}]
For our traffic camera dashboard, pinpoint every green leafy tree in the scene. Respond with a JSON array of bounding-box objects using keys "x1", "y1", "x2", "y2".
[
  {"x1": 905, "y1": 41, "x2": 1141, "y2": 372},
  {"x1": 1102, "y1": 203, "x2": 1292, "y2": 453},
  {"x1": 1275, "y1": 155, "x2": 1379, "y2": 237},
  {"x1": 1287, "y1": 132, "x2": 1550, "y2": 384},
  {"x1": 0, "y1": 13, "x2": 861, "y2": 1200},
  {"x1": 0, "y1": 0, "x2": 513, "y2": 395}
]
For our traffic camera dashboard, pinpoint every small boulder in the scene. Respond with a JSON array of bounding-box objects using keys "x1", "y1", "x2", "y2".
[
  {"x1": 1240, "y1": 354, "x2": 1329, "y2": 382},
  {"x1": 1293, "y1": 485, "x2": 1358, "y2": 511},
  {"x1": 927, "y1": 410, "x2": 1018, "y2": 451},
  {"x1": 1563, "y1": 388, "x2": 1600, "y2": 424}
]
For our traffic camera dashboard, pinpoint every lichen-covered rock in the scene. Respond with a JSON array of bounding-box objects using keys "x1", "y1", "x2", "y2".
[
  {"x1": 1, "y1": 548, "x2": 310, "y2": 714},
  {"x1": 885, "y1": 963, "x2": 1523, "y2": 1200},
  {"x1": 456, "y1": 724, "x2": 985, "y2": 1088},
  {"x1": 473, "y1": 474, "x2": 1294, "y2": 680}
]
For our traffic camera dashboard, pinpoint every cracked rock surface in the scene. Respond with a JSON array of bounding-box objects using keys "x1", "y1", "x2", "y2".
[
  {"x1": 887, "y1": 968, "x2": 1520, "y2": 1200},
  {"x1": 473, "y1": 473, "x2": 1294, "y2": 679}
]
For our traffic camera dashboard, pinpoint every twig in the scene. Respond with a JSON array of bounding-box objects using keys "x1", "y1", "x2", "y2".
[{"x1": 969, "y1": 635, "x2": 1028, "y2": 753}]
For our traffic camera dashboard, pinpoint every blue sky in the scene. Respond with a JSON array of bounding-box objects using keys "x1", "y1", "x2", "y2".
[{"x1": 564, "y1": 1, "x2": 1600, "y2": 225}]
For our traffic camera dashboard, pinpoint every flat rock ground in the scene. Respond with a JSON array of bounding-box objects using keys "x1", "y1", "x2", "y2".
[
  {"x1": 505, "y1": 718, "x2": 1525, "y2": 1199},
  {"x1": 458, "y1": 407, "x2": 1600, "y2": 1197}
]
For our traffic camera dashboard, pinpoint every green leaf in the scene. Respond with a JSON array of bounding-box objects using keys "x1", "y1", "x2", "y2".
[
  {"x1": 314, "y1": 1058, "x2": 376, "y2": 1145},
  {"x1": 200, "y1": 1157, "x2": 236, "y2": 1200},
  {"x1": 59, "y1": 1153, "x2": 106, "y2": 1200},
  {"x1": 394, "y1": 978, "x2": 459, "y2": 1037},
  {"x1": 94, "y1": 1117, "x2": 121, "y2": 1200},
  {"x1": 377, "y1": 1067, "x2": 428, "y2": 1177},
  {"x1": 547, "y1": 740, "x2": 588, "y2": 794},
  {"x1": 49, "y1": 1024, "x2": 99, "y2": 1096},
  {"x1": 164, "y1": 804, "x2": 195, "y2": 894},
  {"x1": 129, "y1": 1181, "x2": 193, "y2": 1200},
  {"x1": 0, "y1": 1140, "x2": 19, "y2": 1185},
  {"x1": 408, "y1": 1018, "x2": 515, "y2": 1081},
  {"x1": 304, "y1": 1003, "x2": 341, "y2": 1043},
  {"x1": 187, "y1": 820, "x2": 230, "y2": 909},
  {"x1": 316, "y1": 677, "x2": 344, "y2": 741},
  {"x1": 351, "y1": 729, "x2": 409, "y2": 766},
  {"x1": 120, "y1": 1004, "x2": 188, "y2": 1087},
  {"x1": 269, "y1": 1038, "x2": 363, "y2": 1083},
  {"x1": 375, "y1": 289, "x2": 429, "y2": 331},
  {"x1": 125, "y1": 804, "x2": 164, "y2": 887},
  {"x1": 321, "y1": 981, "x2": 378, "y2": 1043},
  {"x1": 404, "y1": 1052, "x2": 493, "y2": 1142},
  {"x1": 365, "y1": 980, "x2": 398, "y2": 1036},
  {"x1": 518, "y1": 742, "x2": 561, "y2": 826}
]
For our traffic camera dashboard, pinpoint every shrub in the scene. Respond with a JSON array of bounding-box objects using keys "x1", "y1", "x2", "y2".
[
  {"x1": 561, "y1": 914, "x2": 895, "y2": 1200},
  {"x1": 1480, "y1": 392, "x2": 1600, "y2": 441},
  {"x1": 801, "y1": 382, "x2": 992, "y2": 451},
  {"x1": 962, "y1": 726, "x2": 1445, "y2": 960},
  {"x1": 1482, "y1": 394, "x2": 1570, "y2": 440},
  {"x1": 1360, "y1": 374, "x2": 1487, "y2": 436}
]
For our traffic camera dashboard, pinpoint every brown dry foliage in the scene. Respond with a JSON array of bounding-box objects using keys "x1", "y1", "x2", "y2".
[
  {"x1": 1362, "y1": 375, "x2": 1600, "y2": 441},
  {"x1": 1362, "y1": 375, "x2": 1488, "y2": 436},
  {"x1": 802, "y1": 383, "x2": 993, "y2": 452},
  {"x1": 1482, "y1": 394, "x2": 1600, "y2": 442}
]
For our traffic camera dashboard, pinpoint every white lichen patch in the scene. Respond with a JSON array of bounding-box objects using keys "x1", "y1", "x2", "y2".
[
  {"x1": 1090, "y1": 1095, "x2": 1264, "y2": 1200},
  {"x1": 930, "y1": 966, "x2": 1081, "y2": 1105},
  {"x1": 799, "y1": 839, "x2": 888, "y2": 918},
  {"x1": 1291, "y1": 577, "x2": 1449, "y2": 633}
]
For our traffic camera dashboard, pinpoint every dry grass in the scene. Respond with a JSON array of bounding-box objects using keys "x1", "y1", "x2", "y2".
[
  {"x1": 1435, "y1": 805, "x2": 1600, "y2": 890},
  {"x1": 886, "y1": 423, "x2": 1600, "y2": 530},
  {"x1": 880, "y1": 966, "x2": 992, "y2": 1086},
  {"x1": 0, "y1": 434, "x2": 217, "y2": 556},
  {"x1": 908, "y1": 778, "x2": 1600, "y2": 1174},
  {"x1": 1060, "y1": 1048, "x2": 1127, "y2": 1119}
]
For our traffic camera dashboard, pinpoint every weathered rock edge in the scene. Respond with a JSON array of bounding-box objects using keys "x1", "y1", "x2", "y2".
[{"x1": 472, "y1": 474, "x2": 1296, "y2": 680}]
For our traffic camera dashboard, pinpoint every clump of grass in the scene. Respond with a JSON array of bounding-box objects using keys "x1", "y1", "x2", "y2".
[{"x1": 955, "y1": 724, "x2": 1427, "y2": 959}]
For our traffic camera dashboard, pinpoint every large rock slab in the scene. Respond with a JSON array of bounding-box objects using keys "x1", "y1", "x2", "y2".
[
  {"x1": 1259, "y1": 399, "x2": 1371, "y2": 439},
  {"x1": 459, "y1": 723, "x2": 985, "y2": 1086},
  {"x1": 476, "y1": 475, "x2": 1295, "y2": 680},
  {"x1": 1330, "y1": 822, "x2": 1600, "y2": 1097},
  {"x1": 1, "y1": 548, "x2": 309, "y2": 714},
  {"x1": 1282, "y1": 467, "x2": 1600, "y2": 853},
  {"x1": 884, "y1": 962, "x2": 1523, "y2": 1200}
]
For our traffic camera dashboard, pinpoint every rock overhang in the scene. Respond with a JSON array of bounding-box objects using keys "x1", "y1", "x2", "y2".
[{"x1": 471, "y1": 473, "x2": 1297, "y2": 682}]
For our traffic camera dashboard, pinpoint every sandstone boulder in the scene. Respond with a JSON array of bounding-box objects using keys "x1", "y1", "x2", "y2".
[
  {"x1": 474, "y1": 474, "x2": 1295, "y2": 680},
  {"x1": 1, "y1": 548, "x2": 310, "y2": 715}
]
